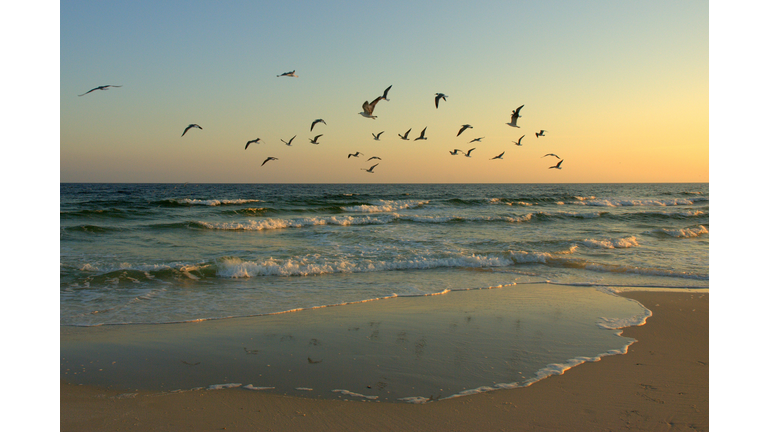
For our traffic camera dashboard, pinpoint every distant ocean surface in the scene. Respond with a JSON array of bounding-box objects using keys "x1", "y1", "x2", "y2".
[{"x1": 60, "y1": 183, "x2": 708, "y2": 327}]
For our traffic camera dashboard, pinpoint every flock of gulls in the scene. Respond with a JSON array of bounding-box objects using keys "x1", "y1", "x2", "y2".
[{"x1": 78, "y1": 74, "x2": 565, "y2": 174}]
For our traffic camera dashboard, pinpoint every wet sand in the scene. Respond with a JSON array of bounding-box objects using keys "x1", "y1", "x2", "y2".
[{"x1": 60, "y1": 291, "x2": 708, "y2": 431}]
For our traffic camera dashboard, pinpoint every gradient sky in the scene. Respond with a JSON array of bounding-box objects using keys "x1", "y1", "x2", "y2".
[{"x1": 59, "y1": 1, "x2": 708, "y2": 183}]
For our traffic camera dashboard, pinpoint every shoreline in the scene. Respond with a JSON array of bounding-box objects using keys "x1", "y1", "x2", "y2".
[{"x1": 60, "y1": 291, "x2": 708, "y2": 431}]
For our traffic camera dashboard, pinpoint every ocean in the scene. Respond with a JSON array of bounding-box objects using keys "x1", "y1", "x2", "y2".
[{"x1": 60, "y1": 183, "x2": 708, "y2": 401}]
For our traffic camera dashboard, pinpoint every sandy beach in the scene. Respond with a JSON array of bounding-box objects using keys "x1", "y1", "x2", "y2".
[{"x1": 60, "y1": 291, "x2": 708, "y2": 431}]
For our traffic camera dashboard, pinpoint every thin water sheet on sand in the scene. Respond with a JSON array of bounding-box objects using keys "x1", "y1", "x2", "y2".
[{"x1": 61, "y1": 283, "x2": 647, "y2": 402}]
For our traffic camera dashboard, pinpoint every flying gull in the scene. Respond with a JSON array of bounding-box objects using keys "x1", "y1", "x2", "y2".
[
  {"x1": 414, "y1": 127, "x2": 428, "y2": 141},
  {"x1": 469, "y1": 137, "x2": 484, "y2": 143},
  {"x1": 372, "y1": 131, "x2": 384, "y2": 140},
  {"x1": 78, "y1": 85, "x2": 122, "y2": 97},
  {"x1": 360, "y1": 95, "x2": 384, "y2": 119},
  {"x1": 457, "y1": 124, "x2": 473, "y2": 136},
  {"x1": 245, "y1": 138, "x2": 261, "y2": 149},
  {"x1": 309, "y1": 134, "x2": 323, "y2": 144},
  {"x1": 277, "y1": 70, "x2": 297, "y2": 78},
  {"x1": 449, "y1": 149, "x2": 464, "y2": 156},
  {"x1": 536, "y1": 130, "x2": 547, "y2": 138},
  {"x1": 490, "y1": 151, "x2": 505, "y2": 160},
  {"x1": 367, "y1": 156, "x2": 381, "y2": 161},
  {"x1": 464, "y1": 148, "x2": 476, "y2": 157},
  {"x1": 362, "y1": 163, "x2": 379, "y2": 173},
  {"x1": 348, "y1": 152, "x2": 364, "y2": 158},
  {"x1": 507, "y1": 105, "x2": 524, "y2": 128},
  {"x1": 181, "y1": 124, "x2": 202, "y2": 137},
  {"x1": 382, "y1": 85, "x2": 392, "y2": 101},
  {"x1": 435, "y1": 93, "x2": 447, "y2": 109},
  {"x1": 311, "y1": 119, "x2": 326, "y2": 131},
  {"x1": 281, "y1": 135, "x2": 297, "y2": 146},
  {"x1": 262, "y1": 157, "x2": 278, "y2": 166},
  {"x1": 549, "y1": 159, "x2": 564, "y2": 169},
  {"x1": 542, "y1": 153, "x2": 561, "y2": 159},
  {"x1": 512, "y1": 135, "x2": 525, "y2": 146},
  {"x1": 398, "y1": 128, "x2": 412, "y2": 140}
]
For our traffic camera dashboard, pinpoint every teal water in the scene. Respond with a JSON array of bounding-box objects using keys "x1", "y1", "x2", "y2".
[{"x1": 60, "y1": 183, "x2": 708, "y2": 326}]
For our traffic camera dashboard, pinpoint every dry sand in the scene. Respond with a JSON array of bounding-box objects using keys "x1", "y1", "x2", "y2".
[{"x1": 61, "y1": 291, "x2": 708, "y2": 431}]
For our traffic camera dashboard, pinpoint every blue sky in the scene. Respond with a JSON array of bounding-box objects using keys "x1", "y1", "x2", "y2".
[{"x1": 58, "y1": 0, "x2": 708, "y2": 183}]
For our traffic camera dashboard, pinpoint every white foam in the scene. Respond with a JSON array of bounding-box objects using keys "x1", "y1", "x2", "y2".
[
  {"x1": 331, "y1": 389, "x2": 379, "y2": 400},
  {"x1": 648, "y1": 225, "x2": 708, "y2": 238},
  {"x1": 581, "y1": 236, "x2": 640, "y2": 249},
  {"x1": 342, "y1": 199, "x2": 429, "y2": 213},
  {"x1": 242, "y1": 385, "x2": 275, "y2": 391},
  {"x1": 571, "y1": 197, "x2": 696, "y2": 207},
  {"x1": 172, "y1": 198, "x2": 260, "y2": 206},
  {"x1": 207, "y1": 383, "x2": 242, "y2": 390}
]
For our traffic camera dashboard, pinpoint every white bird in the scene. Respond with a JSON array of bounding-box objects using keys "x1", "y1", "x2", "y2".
[
  {"x1": 542, "y1": 153, "x2": 560, "y2": 159},
  {"x1": 262, "y1": 157, "x2": 278, "y2": 166},
  {"x1": 414, "y1": 127, "x2": 428, "y2": 141},
  {"x1": 348, "y1": 152, "x2": 364, "y2": 158},
  {"x1": 181, "y1": 124, "x2": 202, "y2": 137},
  {"x1": 449, "y1": 149, "x2": 464, "y2": 156},
  {"x1": 382, "y1": 85, "x2": 392, "y2": 101},
  {"x1": 360, "y1": 96, "x2": 384, "y2": 119},
  {"x1": 309, "y1": 134, "x2": 323, "y2": 144},
  {"x1": 398, "y1": 128, "x2": 412, "y2": 140},
  {"x1": 245, "y1": 138, "x2": 260, "y2": 149},
  {"x1": 507, "y1": 105, "x2": 524, "y2": 128},
  {"x1": 464, "y1": 148, "x2": 476, "y2": 157},
  {"x1": 367, "y1": 156, "x2": 381, "y2": 161},
  {"x1": 536, "y1": 130, "x2": 547, "y2": 138},
  {"x1": 311, "y1": 119, "x2": 326, "y2": 131},
  {"x1": 281, "y1": 135, "x2": 297, "y2": 146},
  {"x1": 457, "y1": 124, "x2": 473, "y2": 136},
  {"x1": 469, "y1": 137, "x2": 484, "y2": 143},
  {"x1": 512, "y1": 135, "x2": 525, "y2": 146},
  {"x1": 362, "y1": 163, "x2": 379, "y2": 173},
  {"x1": 491, "y1": 151, "x2": 505, "y2": 160},
  {"x1": 549, "y1": 159, "x2": 564, "y2": 169},
  {"x1": 435, "y1": 93, "x2": 447, "y2": 109},
  {"x1": 277, "y1": 70, "x2": 297, "y2": 77},
  {"x1": 372, "y1": 131, "x2": 384, "y2": 140},
  {"x1": 78, "y1": 85, "x2": 122, "y2": 96}
]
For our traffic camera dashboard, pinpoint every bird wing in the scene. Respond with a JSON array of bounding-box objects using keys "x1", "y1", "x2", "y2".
[
  {"x1": 181, "y1": 125, "x2": 193, "y2": 136},
  {"x1": 467, "y1": 148, "x2": 475, "y2": 155},
  {"x1": 403, "y1": 128, "x2": 411, "y2": 138},
  {"x1": 382, "y1": 85, "x2": 392, "y2": 99}
]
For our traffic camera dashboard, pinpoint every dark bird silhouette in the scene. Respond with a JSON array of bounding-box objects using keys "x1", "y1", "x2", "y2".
[
  {"x1": 281, "y1": 135, "x2": 297, "y2": 146},
  {"x1": 277, "y1": 70, "x2": 297, "y2": 77},
  {"x1": 398, "y1": 128, "x2": 412, "y2": 140},
  {"x1": 491, "y1": 151, "x2": 505, "y2": 160},
  {"x1": 464, "y1": 148, "x2": 476, "y2": 157},
  {"x1": 414, "y1": 127, "x2": 428, "y2": 141},
  {"x1": 435, "y1": 93, "x2": 447, "y2": 109},
  {"x1": 360, "y1": 96, "x2": 384, "y2": 119},
  {"x1": 348, "y1": 152, "x2": 364, "y2": 158},
  {"x1": 309, "y1": 134, "x2": 323, "y2": 144},
  {"x1": 469, "y1": 137, "x2": 484, "y2": 143},
  {"x1": 181, "y1": 124, "x2": 202, "y2": 137},
  {"x1": 382, "y1": 85, "x2": 392, "y2": 101},
  {"x1": 78, "y1": 85, "x2": 122, "y2": 96},
  {"x1": 549, "y1": 159, "x2": 564, "y2": 169},
  {"x1": 372, "y1": 131, "x2": 384, "y2": 140},
  {"x1": 261, "y1": 157, "x2": 278, "y2": 166},
  {"x1": 536, "y1": 130, "x2": 547, "y2": 138},
  {"x1": 367, "y1": 156, "x2": 382, "y2": 161},
  {"x1": 542, "y1": 153, "x2": 561, "y2": 159},
  {"x1": 311, "y1": 119, "x2": 326, "y2": 131},
  {"x1": 512, "y1": 135, "x2": 525, "y2": 146},
  {"x1": 362, "y1": 163, "x2": 379, "y2": 173},
  {"x1": 449, "y1": 149, "x2": 464, "y2": 156},
  {"x1": 507, "y1": 105, "x2": 524, "y2": 128},
  {"x1": 245, "y1": 138, "x2": 260, "y2": 149},
  {"x1": 457, "y1": 124, "x2": 473, "y2": 136}
]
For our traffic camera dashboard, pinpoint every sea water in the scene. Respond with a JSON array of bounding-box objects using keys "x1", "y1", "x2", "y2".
[{"x1": 60, "y1": 183, "x2": 708, "y2": 400}]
